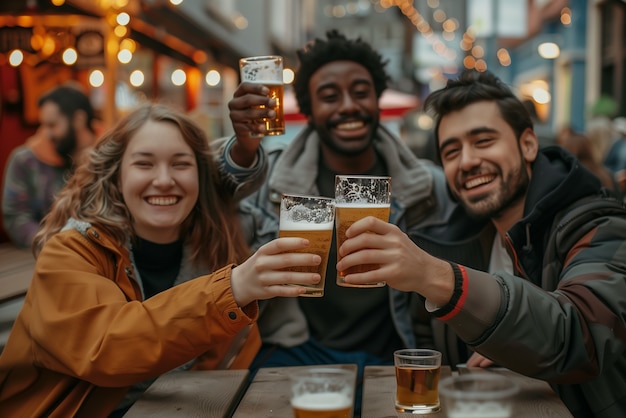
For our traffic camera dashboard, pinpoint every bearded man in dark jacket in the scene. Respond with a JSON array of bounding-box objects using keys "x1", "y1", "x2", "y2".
[{"x1": 337, "y1": 69, "x2": 626, "y2": 418}]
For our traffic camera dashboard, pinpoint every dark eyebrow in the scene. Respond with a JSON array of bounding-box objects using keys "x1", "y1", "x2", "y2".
[
  {"x1": 315, "y1": 78, "x2": 372, "y2": 95},
  {"x1": 439, "y1": 126, "x2": 499, "y2": 151}
]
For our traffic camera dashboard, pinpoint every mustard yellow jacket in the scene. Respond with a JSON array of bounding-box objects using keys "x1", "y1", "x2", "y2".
[{"x1": 0, "y1": 224, "x2": 260, "y2": 417}]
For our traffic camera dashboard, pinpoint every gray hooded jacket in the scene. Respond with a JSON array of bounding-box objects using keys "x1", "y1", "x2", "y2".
[{"x1": 224, "y1": 124, "x2": 456, "y2": 349}]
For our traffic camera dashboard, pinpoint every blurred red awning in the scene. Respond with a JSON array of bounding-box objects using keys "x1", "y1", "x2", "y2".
[{"x1": 283, "y1": 88, "x2": 419, "y2": 121}]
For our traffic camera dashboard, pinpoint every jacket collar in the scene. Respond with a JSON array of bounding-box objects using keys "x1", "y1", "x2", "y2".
[
  {"x1": 520, "y1": 146, "x2": 602, "y2": 228},
  {"x1": 267, "y1": 124, "x2": 434, "y2": 208}
]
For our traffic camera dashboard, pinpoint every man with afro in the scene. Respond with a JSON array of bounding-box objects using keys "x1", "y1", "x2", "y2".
[{"x1": 221, "y1": 30, "x2": 457, "y2": 413}]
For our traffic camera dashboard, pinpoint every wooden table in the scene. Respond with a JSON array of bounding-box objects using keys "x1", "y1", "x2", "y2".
[
  {"x1": 0, "y1": 242, "x2": 35, "y2": 302},
  {"x1": 124, "y1": 365, "x2": 573, "y2": 418},
  {"x1": 123, "y1": 369, "x2": 249, "y2": 417},
  {"x1": 232, "y1": 364, "x2": 358, "y2": 417},
  {"x1": 361, "y1": 365, "x2": 573, "y2": 418}
]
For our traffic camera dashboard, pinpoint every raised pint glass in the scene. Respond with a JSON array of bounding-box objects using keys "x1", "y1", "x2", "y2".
[
  {"x1": 394, "y1": 349, "x2": 442, "y2": 414},
  {"x1": 239, "y1": 55, "x2": 285, "y2": 136},
  {"x1": 290, "y1": 368, "x2": 354, "y2": 418},
  {"x1": 279, "y1": 194, "x2": 335, "y2": 296},
  {"x1": 334, "y1": 175, "x2": 391, "y2": 287}
]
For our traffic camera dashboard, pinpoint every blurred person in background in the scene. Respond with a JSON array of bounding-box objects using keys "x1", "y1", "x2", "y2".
[
  {"x1": 0, "y1": 103, "x2": 323, "y2": 417},
  {"x1": 2, "y1": 84, "x2": 100, "y2": 248},
  {"x1": 557, "y1": 130, "x2": 620, "y2": 194},
  {"x1": 604, "y1": 116, "x2": 626, "y2": 196},
  {"x1": 221, "y1": 30, "x2": 456, "y2": 415},
  {"x1": 585, "y1": 114, "x2": 615, "y2": 168}
]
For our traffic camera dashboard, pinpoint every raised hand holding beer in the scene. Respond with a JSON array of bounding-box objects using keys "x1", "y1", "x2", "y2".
[
  {"x1": 239, "y1": 55, "x2": 285, "y2": 136},
  {"x1": 335, "y1": 175, "x2": 391, "y2": 287}
]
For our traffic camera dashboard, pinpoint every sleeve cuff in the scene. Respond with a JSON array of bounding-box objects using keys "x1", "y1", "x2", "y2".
[
  {"x1": 224, "y1": 137, "x2": 259, "y2": 172},
  {"x1": 428, "y1": 262, "x2": 468, "y2": 321}
]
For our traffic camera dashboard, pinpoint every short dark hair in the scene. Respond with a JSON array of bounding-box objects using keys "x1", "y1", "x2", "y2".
[
  {"x1": 423, "y1": 69, "x2": 533, "y2": 146},
  {"x1": 293, "y1": 29, "x2": 390, "y2": 117},
  {"x1": 38, "y1": 85, "x2": 96, "y2": 133}
]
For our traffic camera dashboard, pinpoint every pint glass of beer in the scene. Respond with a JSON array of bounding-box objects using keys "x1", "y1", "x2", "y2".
[
  {"x1": 239, "y1": 55, "x2": 285, "y2": 136},
  {"x1": 290, "y1": 367, "x2": 354, "y2": 418},
  {"x1": 279, "y1": 194, "x2": 335, "y2": 297},
  {"x1": 334, "y1": 175, "x2": 391, "y2": 287},
  {"x1": 394, "y1": 349, "x2": 442, "y2": 414}
]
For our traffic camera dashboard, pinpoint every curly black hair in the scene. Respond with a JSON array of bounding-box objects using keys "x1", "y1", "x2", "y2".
[
  {"x1": 423, "y1": 69, "x2": 533, "y2": 146},
  {"x1": 293, "y1": 29, "x2": 390, "y2": 117}
]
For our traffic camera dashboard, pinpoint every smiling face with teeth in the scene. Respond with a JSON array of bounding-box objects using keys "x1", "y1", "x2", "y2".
[
  {"x1": 307, "y1": 60, "x2": 380, "y2": 171},
  {"x1": 120, "y1": 120, "x2": 199, "y2": 243},
  {"x1": 438, "y1": 101, "x2": 538, "y2": 228}
]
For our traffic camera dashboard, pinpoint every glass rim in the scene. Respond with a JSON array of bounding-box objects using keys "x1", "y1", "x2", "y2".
[
  {"x1": 439, "y1": 374, "x2": 519, "y2": 399},
  {"x1": 239, "y1": 55, "x2": 283, "y2": 63},
  {"x1": 281, "y1": 193, "x2": 335, "y2": 202},
  {"x1": 290, "y1": 367, "x2": 354, "y2": 379},
  {"x1": 394, "y1": 348, "x2": 441, "y2": 359},
  {"x1": 293, "y1": 366, "x2": 354, "y2": 377},
  {"x1": 335, "y1": 174, "x2": 391, "y2": 180}
]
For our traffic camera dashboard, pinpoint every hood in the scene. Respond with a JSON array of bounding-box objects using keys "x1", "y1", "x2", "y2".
[
  {"x1": 521, "y1": 146, "x2": 602, "y2": 228},
  {"x1": 506, "y1": 146, "x2": 603, "y2": 272}
]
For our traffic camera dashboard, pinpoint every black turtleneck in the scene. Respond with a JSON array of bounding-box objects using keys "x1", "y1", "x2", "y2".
[{"x1": 132, "y1": 237, "x2": 183, "y2": 299}]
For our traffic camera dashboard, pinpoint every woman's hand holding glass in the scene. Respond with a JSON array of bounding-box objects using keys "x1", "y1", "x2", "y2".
[{"x1": 230, "y1": 237, "x2": 322, "y2": 307}]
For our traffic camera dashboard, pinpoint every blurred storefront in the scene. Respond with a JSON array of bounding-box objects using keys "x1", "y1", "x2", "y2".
[{"x1": 0, "y1": 0, "x2": 257, "y2": 242}]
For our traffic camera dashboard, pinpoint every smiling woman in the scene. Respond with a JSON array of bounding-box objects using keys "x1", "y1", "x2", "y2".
[{"x1": 0, "y1": 103, "x2": 329, "y2": 417}]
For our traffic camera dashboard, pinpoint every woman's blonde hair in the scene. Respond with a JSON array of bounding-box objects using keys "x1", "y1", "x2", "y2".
[{"x1": 33, "y1": 103, "x2": 250, "y2": 269}]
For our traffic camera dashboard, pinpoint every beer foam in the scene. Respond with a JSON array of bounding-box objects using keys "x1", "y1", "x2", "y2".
[
  {"x1": 291, "y1": 392, "x2": 352, "y2": 410},
  {"x1": 280, "y1": 218, "x2": 334, "y2": 230}
]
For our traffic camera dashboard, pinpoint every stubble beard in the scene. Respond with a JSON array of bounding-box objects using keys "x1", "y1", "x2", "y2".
[
  {"x1": 54, "y1": 128, "x2": 78, "y2": 168},
  {"x1": 458, "y1": 160, "x2": 530, "y2": 222}
]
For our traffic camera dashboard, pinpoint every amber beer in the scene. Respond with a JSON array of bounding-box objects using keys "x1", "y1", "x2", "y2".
[
  {"x1": 291, "y1": 392, "x2": 353, "y2": 418},
  {"x1": 239, "y1": 55, "x2": 285, "y2": 136},
  {"x1": 335, "y1": 203, "x2": 390, "y2": 285},
  {"x1": 279, "y1": 219, "x2": 333, "y2": 297},
  {"x1": 262, "y1": 82, "x2": 285, "y2": 135},
  {"x1": 395, "y1": 365, "x2": 441, "y2": 412}
]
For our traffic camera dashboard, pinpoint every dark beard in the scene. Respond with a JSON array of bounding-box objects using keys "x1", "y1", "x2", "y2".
[
  {"x1": 456, "y1": 153, "x2": 530, "y2": 222},
  {"x1": 54, "y1": 129, "x2": 77, "y2": 168}
]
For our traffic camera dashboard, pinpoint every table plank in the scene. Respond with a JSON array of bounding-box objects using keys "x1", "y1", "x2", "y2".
[
  {"x1": 232, "y1": 364, "x2": 358, "y2": 418},
  {"x1": 123, "y1": 369, "x2": 249, "y2": 418},
  {"x1": 361, "y1": 365, "x2": 452, "y2": 418},
  {"x1": 457, "y1": 367, "x2": 573, "y2": 417},
  {"x1": 0, "y1": 243, "x2": 35, "y2": 302}
]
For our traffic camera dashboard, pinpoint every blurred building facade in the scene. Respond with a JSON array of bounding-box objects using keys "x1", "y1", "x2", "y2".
[{"x1": 1, "y1": 0, "x2": 625, "y2": 240}]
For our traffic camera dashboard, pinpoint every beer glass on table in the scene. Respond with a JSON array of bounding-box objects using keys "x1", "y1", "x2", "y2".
[
  {"x1": 334, "y1": 175, "x2": 391, "y2": 287},
  {"x1": 439, "y1": 373, "x2": 519, "y2": 418},
  {"x1": 239, "y1": 55, "x2": 285, "y2": 136},
  {"x1": 279, "y1": 194, "x2": 335, "y2": 297},
  {"x1": 290, "y1": 367, "x2": 354, "y2": 418},
  {"x1": 394, "y1": 349, "x2": 442, "y2": 414}
]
